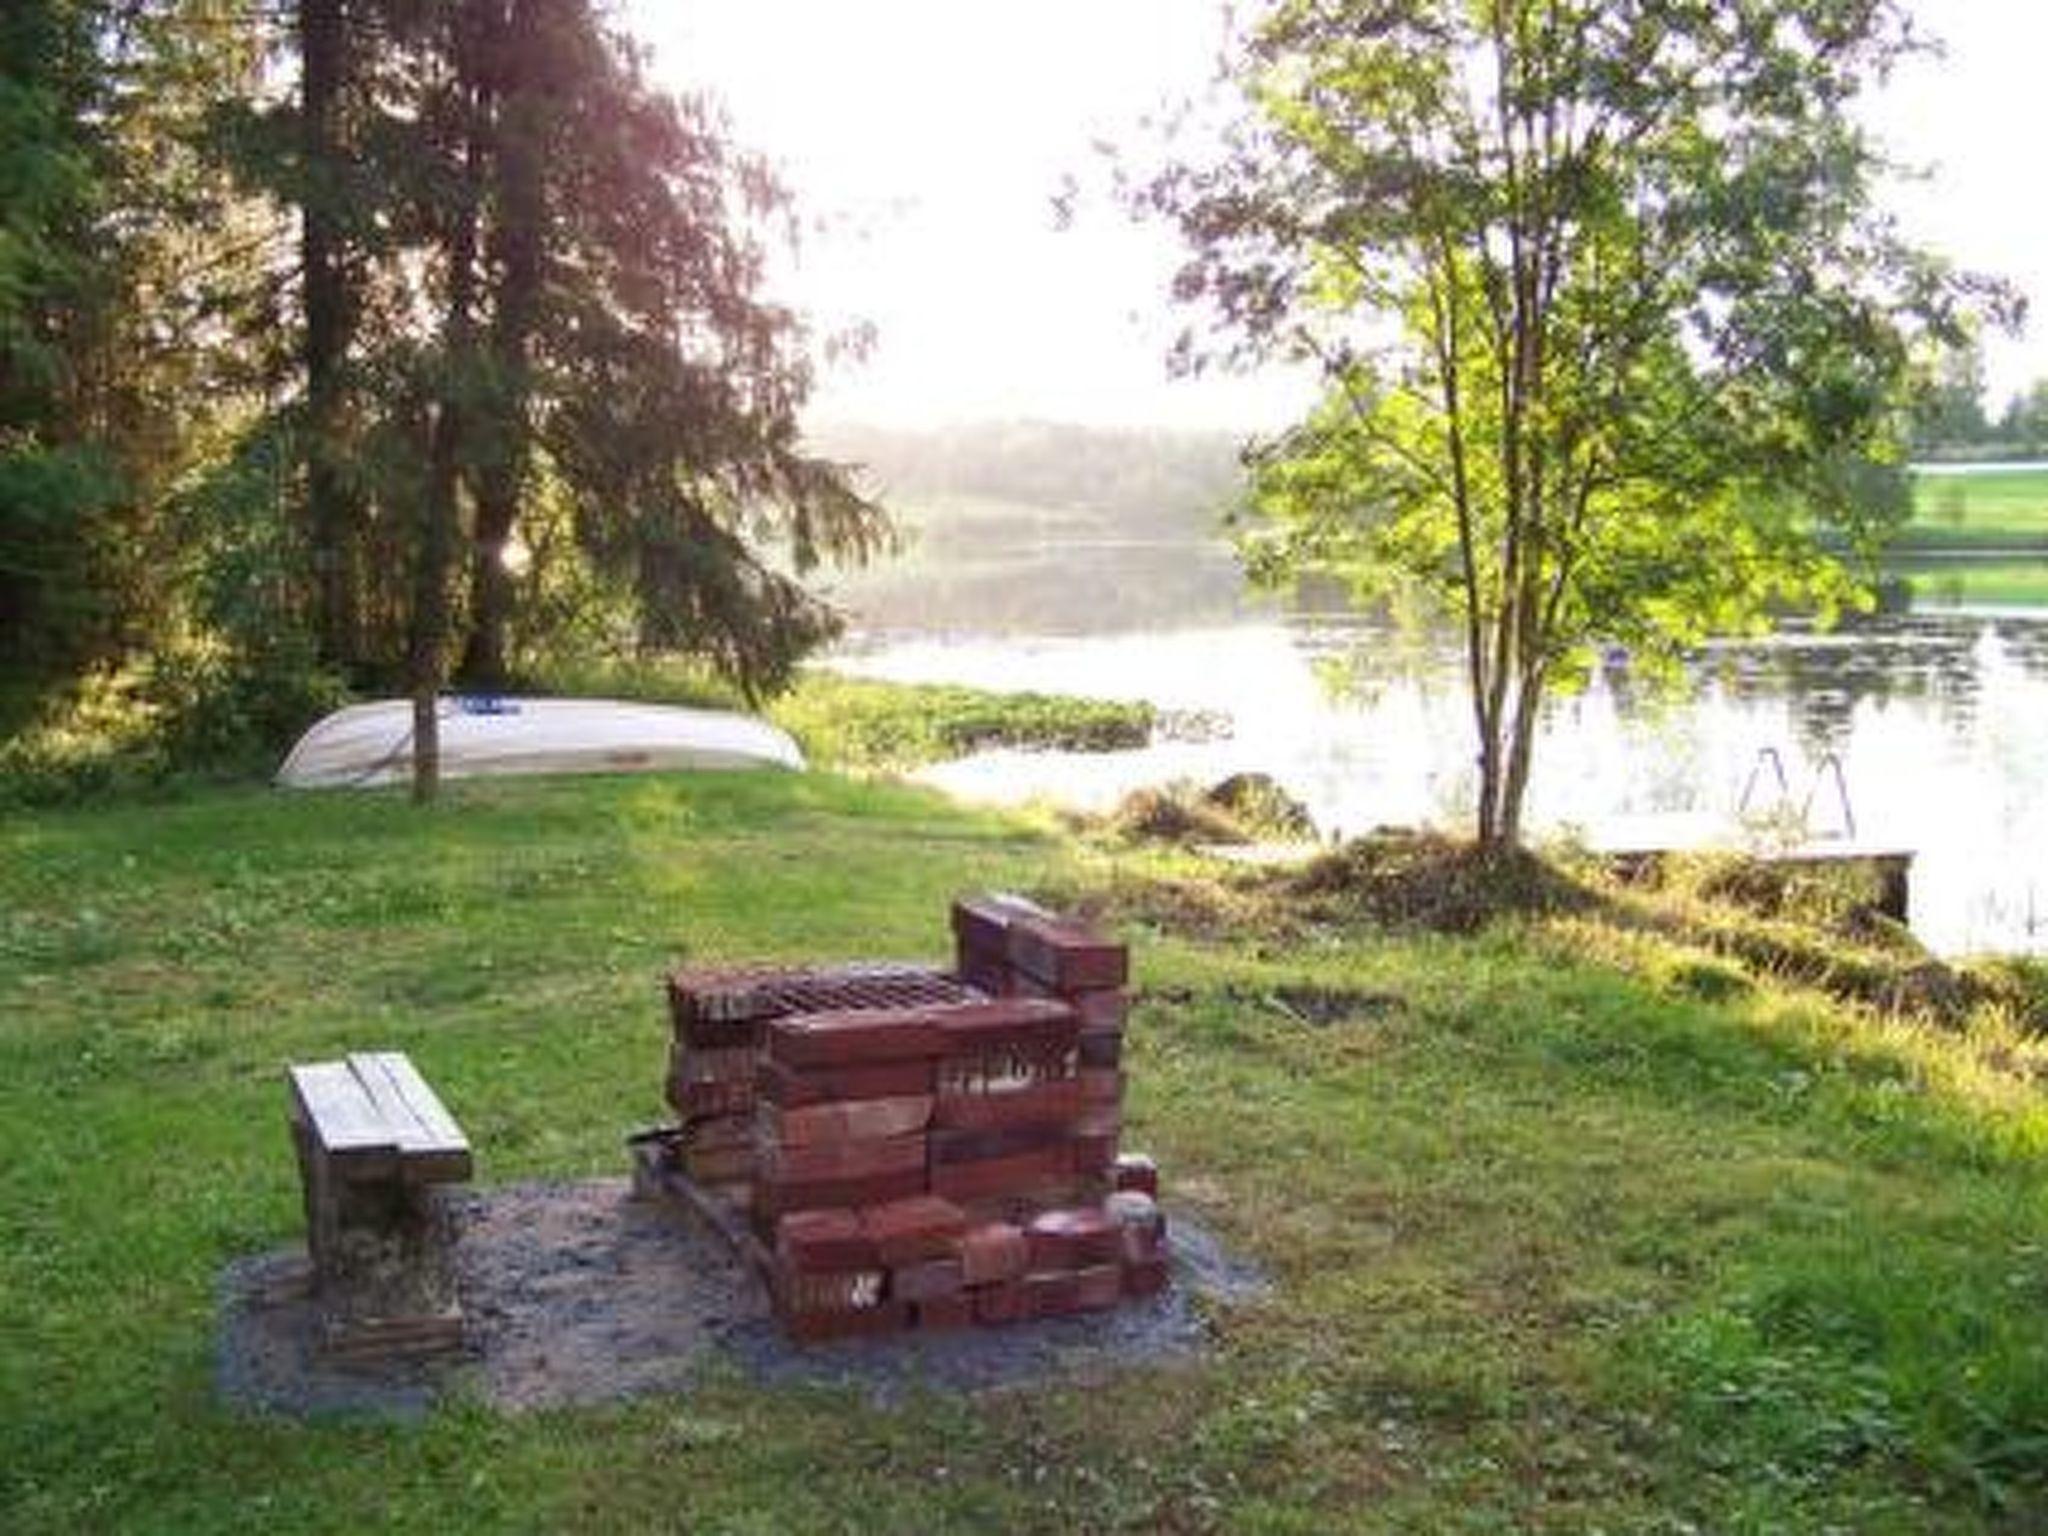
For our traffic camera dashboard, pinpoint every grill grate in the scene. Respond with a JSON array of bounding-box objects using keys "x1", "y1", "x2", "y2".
[{"x1": 671, "y1": 961, "x2": 982, "y2": 1025}]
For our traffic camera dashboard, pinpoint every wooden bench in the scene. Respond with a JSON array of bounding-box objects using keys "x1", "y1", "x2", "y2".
[{"x1": 287, "y1": 1051, "x2": 472, "y2": 1356}]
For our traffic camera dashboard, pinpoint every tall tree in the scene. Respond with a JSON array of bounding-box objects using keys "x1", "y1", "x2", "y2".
[
  {"x1": 1, "y1": 1, "x2": 261, "y2": 722},
  {"x1": 298, "y1": 0, "x2": 363, "y2": 671},
  {"x1": 448, "y1": 3, "x2": 886, "y2": 694},
  {"x1": 1148, "y1": 0, "x2": 2010, "y2": 847},
  {"x1": 210, "y1": 1, "x2": 885, "y2": 796}
]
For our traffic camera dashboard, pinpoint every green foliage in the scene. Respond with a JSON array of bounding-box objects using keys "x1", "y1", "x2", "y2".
[
  {"x1": 208, "y1": 0, "x2": 886, "y2": 720},
  {"x1": 770, "y1": 672, "x2": 1154, "y2": 771},
  {"x1": 1149, "y1": 0, "x2": 2009, "y2": 846},
  {"x1": 814, "y1": 419, "x2": 1246, "y2": 530}
]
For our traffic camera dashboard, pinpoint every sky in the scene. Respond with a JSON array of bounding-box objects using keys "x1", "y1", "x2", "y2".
[{"x1": 623, "y1": 0, "x2": 2048, "y2": 433}]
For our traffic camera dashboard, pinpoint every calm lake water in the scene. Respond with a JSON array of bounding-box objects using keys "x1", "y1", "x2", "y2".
[{"x1": 828, "y1": 542, "x2": 2048, "y2": 957}]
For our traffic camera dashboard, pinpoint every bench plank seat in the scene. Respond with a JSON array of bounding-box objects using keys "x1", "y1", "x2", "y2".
[
  {"x1": 289, "y1": 1060, "x2": 400, "y2": 1175},
  {"x1": 285, "y1": 1049, "x2": 470, "y2": 1358},
  {"x1": 289, "y1": 1053, "x2": 472, "y2": 1185},
  {"x1": 346, "y1": 1051, "x2": 472, "y2": 1183}
]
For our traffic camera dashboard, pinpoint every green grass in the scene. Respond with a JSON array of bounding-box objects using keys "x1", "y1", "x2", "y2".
[
  {"x1": 3, "y1": 772, "x2": 2047, "y2": 1532},
  {"x1": 772, "y1": 673, "x2": 1153, "y2": 771},
  {"x1": 1903, "y1": 468, "x2": 2048, "y2": 551},
  {"x1": 0, "y1": 662, "x2": 1155, "y2": 808},
  {"x1": 1889, "y1": 558, "x2": 2048, "y2": 612}
]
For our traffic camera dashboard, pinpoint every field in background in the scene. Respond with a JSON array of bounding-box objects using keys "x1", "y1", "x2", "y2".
[
  {"x1": 1904, "y1": 465, "x2": 2048, "y2": 549},
  {"x1": 1890, "y1": 557, "x2": 2048, "y2": 611}
]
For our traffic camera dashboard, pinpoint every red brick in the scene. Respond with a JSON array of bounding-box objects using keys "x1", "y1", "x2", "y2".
[
  {"x1": 1112, "y1": 1152, "x2": 1158, "y2": 1197},
  {"x1": 669, "y1": 968, "x2": 785, "y2": 1047},
  {"x1": 950, "y1": 892, "x2": 1053, "y2": 951},
  {"x1": 1026, "y1": 1207, "x2": 1122, "y2": 1270},
  {"x1": 756, "y1": 1057, "x2": 934, "y2": 1108},
  {"x1": 1074, "y1": 1262, "x2": 1125, "y2": 1311},
  {"x1": 1018, "y1": 1263, "x2": 1123, "y2": 1318},
  {"x1": 1074, "y1": 1104, "x2": 1122, "y2": 1138},
  {"x1": 1124, "y1": 1254, "x2": 1171, "y2": 1298},
  {"x1": 754, "y1": 1167, "x2": 924, "y2": 1223},
  {"x1": 860, "y1": 1195, "x2": 967, "y2": 1266},
  {"x1": 760, "y1": 1094, "x2": 933, "y2": 1148},
  {"x1": 675, "y1": 961, "x2": 973, "y2": 1035},
  {"x1": 674, "y1": 1044, "x2": 759, "y2": 1084},
  {"x1": 1071, "y1": 1132, "x2": 1116, "y2": 1177},
  {"x1": 781, "y1": 1300, "x2": 909, "y2": 1344},
  {"x1": 1077, "y1": 1029, "x2": 1123, "y2": 1069},
  {"x1": 914, "y1": 1293, "x2": 974, "y2": 1331},
  {"x1": 955, "y1": 950, "x2": 1012, "y2": 996},
  {"x1": 937, "y1": 1043, "x2": 1077, "y2": 1098},
  {"x1": 677, "y1": 1014, "x2": 764, "y2": 1051},
  {"x1": 931, "y1": 1079, "x2": 1084, "y2": 1133},
  {"x1": 958, "y1": 1222, "x2": 1029, "y2": 1285},
  {"x1": 1016, "y1": 975, "x2": 1130, "y2": 1030},
  {"x1": 972, "y1": 1279, "x2": 1028, "y2": 1324},
  {"x1": 930, "y1": 1145, "x2": 1070, "y2": 1202},
  {"x1": 688, "y1": 1113, "x2": 754, "y2": 1151},
  {"x1": 684, "y1": 1145, "x2": 755, "y2": 1184},
  {"x1": 666, "y1": 1075, "x2": 754, "y2": 1120},
  {"x1": 776, "y1": 1265, "x2": 887, "y2": 1313},
  {"x1": 1019, "y1": 1270, "x2": 1083, "y2": 1318},
  {"x1": 928, "y1": 1122, "x2": 1066, "y2": 1167},
  {"x1": 1081, "y1": 1069, "x2": 1124, "y2": 1105},
  {"x1": 776, "y1": 1209, "x2": 880, "y2": 1273},
  {"x1": 930, "y1": 998, "x2": 1079, "y2": 1056},
  {"x1": 767, "y1": 1008, "x2": 945, "y2": 1069},
  {"x1": 891, "y1": 1257, "x2": 964, "y2": 1302},
  {"x1": 1106, "y1": 1190, "x2": 1166, "y2": 1262},
  {"x1": 1006, "y1": 916, "x2": 1127, "y2": 992},
  {"x1": 758, "y1": 1134, "x2": 926, "y2": 1185}
]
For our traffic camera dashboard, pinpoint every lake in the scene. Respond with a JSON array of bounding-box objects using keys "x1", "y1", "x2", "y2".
[{"x1": 825, "y1": 538, "x2": 2048, "y2": 957}]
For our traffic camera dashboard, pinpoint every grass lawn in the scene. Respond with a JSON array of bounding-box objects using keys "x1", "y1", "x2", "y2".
[
  {"x1": 1904, "y1": 468, "x2": 2048, "y2": 551},
  {"x1": 1890, "y1": 558, "x2": 2048, "y2": 612},
  {"x1": 3, "y1": 771, "x2": 2046, "y2": 1532}
]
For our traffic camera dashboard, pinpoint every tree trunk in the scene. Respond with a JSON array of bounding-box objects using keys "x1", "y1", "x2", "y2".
[
  {"x1": 1495, "y1": 665, "x2": 1545, "y2": 850},
  {"x1": 408, "y1": 35, "x2": 487, "y2": 804},
  {"x1": 457, "y1": 0, "x2": 542, "y2": 691},
  {"x1": 409, "y1": 386, "x2": 463, "y2": 804},
  {"x1": 301, "y1": 0, "x2": 359, "y2": 672}
]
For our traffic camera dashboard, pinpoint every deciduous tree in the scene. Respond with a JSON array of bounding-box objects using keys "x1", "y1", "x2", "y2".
[{"x1": 1148, "y1": 0, "x2": 2010, "y2": 847}]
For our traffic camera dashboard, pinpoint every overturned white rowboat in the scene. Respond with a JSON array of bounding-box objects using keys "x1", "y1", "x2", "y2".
[{"x1": 276, "y1": 696, "x2": 805, "y2": 789}]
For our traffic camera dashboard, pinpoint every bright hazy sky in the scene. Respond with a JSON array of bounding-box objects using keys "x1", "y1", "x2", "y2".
[{"x1": 623, "y1": 0, "x2": 2048, "y2": 432}]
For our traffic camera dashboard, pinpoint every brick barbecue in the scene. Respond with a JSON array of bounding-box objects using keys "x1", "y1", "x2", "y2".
[{"x1": 640, "y1": 893, "x2": 1169, "y2": 1342}]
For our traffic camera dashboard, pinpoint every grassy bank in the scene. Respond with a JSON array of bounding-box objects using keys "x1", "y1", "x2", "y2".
[
  {"x1": 3, "y1": 772, "x2": 2046, "y2": 1531},
  {"x1": 1903, "y1": 467, "x2": 2048, "y2": 551},
  {"x1": 1886, "y1": 558, "x2": 2048, "y2": 612},
  {"x1": 0, "y1": 662, "x2": 1153, "y2": 808}
]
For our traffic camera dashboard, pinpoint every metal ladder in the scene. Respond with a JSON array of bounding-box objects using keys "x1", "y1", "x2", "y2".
[{"x1": 1737, "y1": 746, "x2": 1856, "y2": 842}]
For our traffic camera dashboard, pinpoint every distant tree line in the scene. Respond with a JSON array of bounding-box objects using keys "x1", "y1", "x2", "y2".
[
  {"x1": 814, "y1": 420, "x2": 1247, "y2": 536},
  {"x1": 1911, "y1": 345, "x2": 2048, "y2": 460},
  {"x1": 2, "y1": 1, "x2": 881, "y2": 794}
]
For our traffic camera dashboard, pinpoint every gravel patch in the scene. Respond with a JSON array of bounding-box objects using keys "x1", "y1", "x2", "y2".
[{"x1": 216, "y1": 1176, "x2": 1264, "y2": 1419}]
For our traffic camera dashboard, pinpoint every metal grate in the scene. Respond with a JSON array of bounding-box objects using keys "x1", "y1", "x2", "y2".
[{"x1": 670, "y1": 961, "x2": 982, "y2": 1025}]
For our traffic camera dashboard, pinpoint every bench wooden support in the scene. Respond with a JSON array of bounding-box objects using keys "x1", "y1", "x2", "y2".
[{"x1": 287, "y1": 1051, "x2": 473, "y2": 1359}]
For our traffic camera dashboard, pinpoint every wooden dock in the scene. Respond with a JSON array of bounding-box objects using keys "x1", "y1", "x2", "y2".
[{"x1": 1585, "y1": 814, "x2": 1914, "y2": 922}]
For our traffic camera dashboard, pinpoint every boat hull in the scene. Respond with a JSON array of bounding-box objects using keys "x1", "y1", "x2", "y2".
[{"x1": 276, "y1": 697, "x2": 805, "y2": 789}]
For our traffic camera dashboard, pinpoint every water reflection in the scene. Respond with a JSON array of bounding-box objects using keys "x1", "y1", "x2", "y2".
[{"x1": 832, "y1": 552, "x2": 2048, "y2": 955}]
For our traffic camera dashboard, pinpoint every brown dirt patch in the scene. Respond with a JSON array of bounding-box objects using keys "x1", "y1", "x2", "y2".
[{"x1": 216, "y1": 1177, "x2": 1260, "y2": 1418}]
